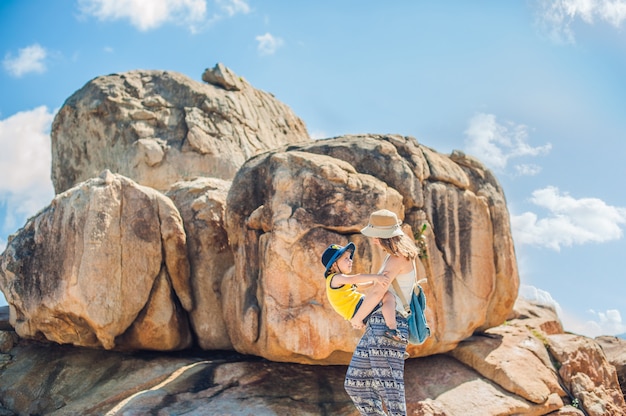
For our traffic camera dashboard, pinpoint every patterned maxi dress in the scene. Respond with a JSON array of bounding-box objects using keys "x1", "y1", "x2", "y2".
[{"x1": 344, "y1": 256, "x2": 415, "y2": 416}]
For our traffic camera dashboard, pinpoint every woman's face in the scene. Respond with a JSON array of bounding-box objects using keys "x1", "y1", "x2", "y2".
[{"x1": 335, "y1": 251, "x2": 353, "y2": 273}]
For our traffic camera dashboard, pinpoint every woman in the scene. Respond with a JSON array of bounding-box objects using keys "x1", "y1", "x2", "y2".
[{"x1": 344, "y1": 209, "x2": 420, "y2": 416}]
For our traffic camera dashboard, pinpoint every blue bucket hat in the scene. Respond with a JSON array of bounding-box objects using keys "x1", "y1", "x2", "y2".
[{"x1": 321, "y1": 242, "x2": 356, "y2": 274}]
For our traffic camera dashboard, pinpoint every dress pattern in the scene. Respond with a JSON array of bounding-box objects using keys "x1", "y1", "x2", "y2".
[{"x1": 344, "y1": 310, "x2": 409, "y2": 416}]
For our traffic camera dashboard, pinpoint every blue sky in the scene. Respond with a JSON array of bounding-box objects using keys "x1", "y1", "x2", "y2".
[{"x1": 1, "y1": 0, "x2": 626, "y2": 337}]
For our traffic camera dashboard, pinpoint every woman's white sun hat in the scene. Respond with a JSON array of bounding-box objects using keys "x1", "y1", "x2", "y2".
[{"x1": 360, "y1": 209, "x2": 405, "y2": 239}]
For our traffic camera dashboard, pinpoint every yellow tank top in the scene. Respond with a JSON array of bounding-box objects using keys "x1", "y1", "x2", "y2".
[{"x1": 325, "y1": 273, "x2": 364, "y2": 320}]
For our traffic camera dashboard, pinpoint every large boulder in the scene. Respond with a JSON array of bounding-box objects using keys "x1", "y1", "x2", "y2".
[
  {"x1": 449, "y1": 325, "x2": 565, "y2": 408},
  {"x1": 225, "y1": 147, "x2": 404, "y2": 364},
  {"x1": 0, "y1": 170, "x2": 193, "y2": 351},
  {"x1": 224, "y1": 134, "x2": 520, "y2": 363},
  {"x1": 50, "y1": 63, "x2": 310, "y2": 194},
  {"x1": 166, "y1": 177, "x2": 233, "y2": 350}
]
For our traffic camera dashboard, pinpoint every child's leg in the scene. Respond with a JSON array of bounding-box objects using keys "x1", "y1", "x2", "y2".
[
  {"x1": 349, "y1": 283, "x2": 388, "y2": 327},
  {"x1": 381, "y1": 291, "x2": 397, "y2": 330},
  {"x1": 380, "y1": 292, "x2": 406, "y2": 342}
]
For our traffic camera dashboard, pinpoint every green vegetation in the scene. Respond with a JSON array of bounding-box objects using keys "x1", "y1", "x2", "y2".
[{"x1": 414, "y1": 223, "x2": 429, "y2": 259}]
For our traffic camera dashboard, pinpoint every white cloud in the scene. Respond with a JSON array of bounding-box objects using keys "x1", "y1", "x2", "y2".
[
  {"x1": 564, "y1": 308, "x2": 626, "y2": 338},
  {"x1": 0, "y1": 236, "x2": 5, "y2": 254},
  {"x1": 515, "y1": 164, "x2": 543, "y2": 176},
  {"x1": 78, "y1": 0, "x2": 250, "y2": 32},
  {"x1": 0, "y1": 107, "x2": 55, "y2": 235},
  {"x1": 216, "y1": 0, "x2": 250, "y2": 16},
  {"x1": 463, "y1": 113, "x2": 551, "y2": 174},
  {"x1": 519, "y1": 284, "x2": 564, "y2": 314},
  {"x1": 256, "y1": 32, "x2": 284, "y2": 56},
  {"x1": 511, "y1": 186, "x2": 626, "y2": 250},
  {"x1": 536, "y1": 0, "x2": 626, "y2": 43},
  {"x1": 78, "y1": 0, "x2": 209, "y2": 31},
  {"x1": 3, "y1": 44, "x2": 47, "y2": 78}
]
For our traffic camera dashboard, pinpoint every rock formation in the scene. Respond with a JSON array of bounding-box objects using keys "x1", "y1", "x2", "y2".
[
  {"x1": 166, "y1": 177, "x2": 234, "y2": 350},
  {"x1": 549, "y1": 334, "x2": 626, "y2": 415},
  {"x1": 0, "y1": 170, "x2": 193, "y2": 351},
  {"x1": 0, "y1": 62, "x2": 624, "y2": 415},
  {"x1": 596, "y1": 335, "x2": 626, "y2": 398},
  {"x1": 51, "y1": 63, "x2": 310, "y2": 193},
  {"x1": 1, "y1": 134, "x2": 520, "y2": 362},
  {"x1": 224, "y1": 134, "x2": 519, "y2": 363}
]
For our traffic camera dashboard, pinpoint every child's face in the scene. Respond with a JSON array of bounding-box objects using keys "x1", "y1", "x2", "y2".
[{"x1": 334, "y1": 251, "x2": 353, "y2": 273}]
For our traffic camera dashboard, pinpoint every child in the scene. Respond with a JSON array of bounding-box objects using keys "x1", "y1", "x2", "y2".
[{"x1": 321, "y1": 242, "x2": 406, "y2": 342}]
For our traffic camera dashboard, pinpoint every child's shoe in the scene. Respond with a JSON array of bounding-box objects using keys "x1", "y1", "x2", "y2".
[{"x1": 383, "y1": 327, "x2": 407, "y2": 342}]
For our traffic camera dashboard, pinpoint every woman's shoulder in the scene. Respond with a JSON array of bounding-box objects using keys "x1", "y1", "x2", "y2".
[{"x1": 386, "y1": 254, "x2": 413, "y2": 272}]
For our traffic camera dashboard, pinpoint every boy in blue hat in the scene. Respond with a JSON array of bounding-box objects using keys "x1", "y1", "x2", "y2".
[{"x1": 321, "y1": 243, "x2": 405, "y2": 342}]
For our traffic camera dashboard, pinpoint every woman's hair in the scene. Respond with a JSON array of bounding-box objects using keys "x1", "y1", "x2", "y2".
[{"x1": 377, "y1": 234, "x2": 419, "y2": 260}]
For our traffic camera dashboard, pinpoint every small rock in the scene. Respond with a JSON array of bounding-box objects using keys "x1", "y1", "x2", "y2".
[{"x1": 0, "y1": 330, "x2": 18, "y2": 353}]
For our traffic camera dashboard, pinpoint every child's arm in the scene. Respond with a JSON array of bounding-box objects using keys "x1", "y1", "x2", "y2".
[
  {"x1": 355, "y1": 281, "x2": 375, "y2": 289},
  {"x1": 332, "y1": 273, "x2": 387, "y2": 287}
]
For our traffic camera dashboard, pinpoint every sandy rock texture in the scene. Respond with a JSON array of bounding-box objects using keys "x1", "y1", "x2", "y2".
[
  {"x1": 166, "y1": 177, "x2": 234, "y2": 351},
  {"x1": 51, "y1": 63, "x2": 310, "y2": 193},
  {"x1": 0, "y1": 170, "x2": 192, "y2": 351},
  {"x1": 224, "y1": 134, "x2": 519, "y2": 363}
]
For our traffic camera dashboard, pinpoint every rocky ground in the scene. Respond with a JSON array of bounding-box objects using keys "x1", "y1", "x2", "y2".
[{"x1": 1, "y1": 301, "x2": 626, "y2": 416}]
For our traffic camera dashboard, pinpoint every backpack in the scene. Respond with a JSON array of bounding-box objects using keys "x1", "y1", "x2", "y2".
[{"x1": 392, "y1": 278, "x2": 431, "y2": 345}]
